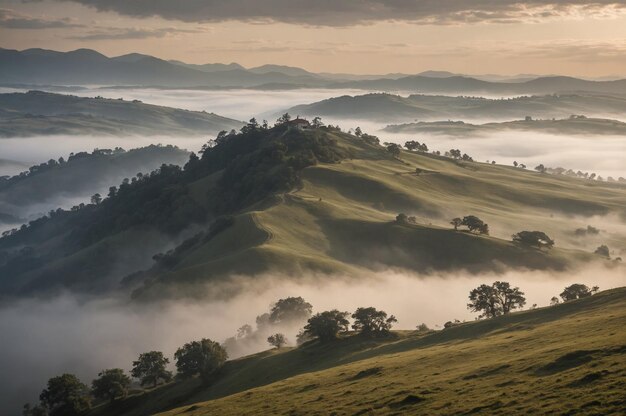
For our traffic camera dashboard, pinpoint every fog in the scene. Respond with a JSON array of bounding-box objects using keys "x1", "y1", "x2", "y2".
[{"x1": 1, "y1": 266, "x2": 624, "y2": 415}]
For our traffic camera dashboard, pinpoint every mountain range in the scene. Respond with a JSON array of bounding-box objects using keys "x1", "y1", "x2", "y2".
[{"x1": 1, "y1": 47, "x2": 626, "y2": 94}]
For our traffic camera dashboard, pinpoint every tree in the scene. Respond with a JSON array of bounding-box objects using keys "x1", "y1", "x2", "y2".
[
  {"x1": 39, "y1": 374, "x2": 90, "y2": 416},
  {"x1": 396, "y1": 213, "x2": 408, "y2": 224},
  {"x1": 386, "y1": 143, "x2": 402, "y2": 158},
  {"x1": 448, "y1": 149, "x2": 462, "y2": 159},
  {"x1": 303, "y1": 310, "x2": 350, "y2": 342},
  {"x1": 276, "y1": 113, "x2": 291, "y2": 125},
  {"x1": 450, "y1": 217, "x2": 462, "y2": 231},
  {"x1": 560, "y1": 284, "x2": 594, "y2": 301},
  {"x1": 174, "y1": 339, "x2": 228, "y2": 384},
  {"x1": 351, "y1": 307, "x2": 397, "y2": 336},
  {"x1": 512, "y1": 231, "x2": 555, "y2": 249},
  {"x1": 468, "y1": 281, "x2": 526, "y2": 319},
  {"x1": 91, "y1": 369, "x2": 131, "y2": 403},
  {"x1": 312, "y1": 116, "x2": 324, "y2": 128},
  {"x1": 550, "y1": 296, "x2": 560, "y2": 306},
  {"x1": 513, "y1": 161, "x2": 518, "y2": 167},
  {"x1": 269, "y1": 296, "x2": 313, "y2": 324},
  {"x1": 535, "y1": 164, "x2": 547, "y2": 173},
  {"x1": 416, "y1": 323, "x2": 430, "y2": 332},
  {"x1": 267, "y1": 333, "x2": 287, "y2": 348},
  {"x1": 131, "y1": 351, "x2": 172, "y2": 388},
  {"x1": 354, "y1": 126, "x2": 363, "y2": 136},
  {"x1": 594, "y1": 245, "x2": 610, "y2": 258},
  {"x1": 90, "y1": 193, "x2": 102, "y2": 205},
  {"x1": 461, "y1": 215, "x2": 489, "y2": 234}
]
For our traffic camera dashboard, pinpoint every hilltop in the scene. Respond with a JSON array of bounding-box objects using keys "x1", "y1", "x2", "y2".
[
  {"x1": 285, "y1": 93, "x2": 626, "y2": 122},
  {"x1": 384, "y1": 116, "x2": 626, "y2": 136},
  {"x1": 87, "y1": 287, "x2": 626, "y2": 415},
  {"x1": 0, "y1": 91, "x2": 243, "y2": 137},
  {"x1": 1, "y1": 123, "x2": 623, "y2": 299}
]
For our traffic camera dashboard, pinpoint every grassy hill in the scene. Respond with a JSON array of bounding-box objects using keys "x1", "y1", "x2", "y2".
[
  {"x1": 0, "y1": 91, "x2": 243, "y2": 137},
  {"x1": 1, "y1": 125, "x2": 624, "y2": 298},
  {"x1": 87, "y1": 286, "x2": 626, "y2": 415},
  {"x1": 285, "y1": 93, "x2": 626, "y2": 122},
  {"x1": 384, "y1": 117, "x2": 626, "y2": 136}
]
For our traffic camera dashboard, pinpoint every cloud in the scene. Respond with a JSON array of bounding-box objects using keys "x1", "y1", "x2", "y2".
[
  {"x1": 38, "y1": 1, "x2": 626, "y2": 26},
  {"x1": 67, "y1": 26, "x2": 207, "y2": 41},
  {"x1": 0, "y1": 8, "x2": 82, "y2": 29}
]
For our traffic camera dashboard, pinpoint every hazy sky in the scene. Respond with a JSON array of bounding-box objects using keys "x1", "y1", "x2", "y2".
[{"x1": 1, "y1": 0, "x2": 626, "y2": 76}]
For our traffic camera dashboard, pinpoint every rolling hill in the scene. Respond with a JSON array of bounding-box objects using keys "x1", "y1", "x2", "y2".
[
  {"x1": 0, "y1": 145, "x2": 190, "y2": 227},
  {"x1": 86, "y1": 286, "x2": 626, "y2": 415},
  {"x1": 0, "y1": 91, "x2": 243, "y2": 137},
  {"x1": 285, "y1": 93, "x2": 626, "y2": 122},
  {"x1": 1, "y1": 124, "x2": 623, "y2": 299},
  {"x1": 384, "y1": 117, "x2": 626, "y2": 136}
]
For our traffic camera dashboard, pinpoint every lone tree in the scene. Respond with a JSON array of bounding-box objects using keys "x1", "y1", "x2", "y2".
[
  {"x1": 535, "y1": 164, "x2": 547, "y2": 173},
  {"x1": 354, "y1": 126, "x2": 363, "y2": 136},
  {"x1": 450, "y1": 217, "x2": 462, "y2": 231},
  {"x1": 351, "y1": 307, "x2": 397, "y2": 336},
  {"x1": 267, "y1": 333, "x2": 287, "y2": 349},
  {"x1": 39, "y1": 374, "x2": 91, "y2": 416},
  {"x1": 461, "y1": 215, "x2": 489, "y2": 235},
  {"x1": 594, "y1": 245, "x2": 610, "y2": 258},
  {"x1": 560, "y1": 284, "x2": 596, "y2": 301},
  {"x1": 269, "y1": 296, "x2": 313, "y2": 325},
  {"x1": 512, "y1": 231, "x2": 555, "y2": 249},
  {"x1": 550, "y1": 296, "x2": 560, "y2": 306},
  {"x1": 91, "y1": 368, "x2": 131, "y2": 403},
  {"x1": 312, "y1": 116, "x2": 324, "y2": 128},
  {"x1": 276, "y1": 112, "x2": 291, "y2": 125},
  {"x1": 131, "y1": 351, "x2": 172, "y2": 388},
  {"x1": 386, "y1": 143, "x2": 402, "y2": 158},
  {"x1": 303, "y1": 310, "x2": 350, "y2": 342},
  {"x1": 174, "y1": 339, "x2": 228, "y2": 385},
  {"x1": 468, "y1": 281, "x2": 526, "y2": 318}
]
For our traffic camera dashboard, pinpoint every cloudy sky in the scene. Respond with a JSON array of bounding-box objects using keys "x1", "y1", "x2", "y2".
[{"x1": 1, "y1": 0, "x2": 625, "y2": 76}]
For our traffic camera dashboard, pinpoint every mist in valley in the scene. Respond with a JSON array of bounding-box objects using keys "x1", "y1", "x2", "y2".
[{"x1": 0, "y1": 265, "x2": 624, "y2": 415}]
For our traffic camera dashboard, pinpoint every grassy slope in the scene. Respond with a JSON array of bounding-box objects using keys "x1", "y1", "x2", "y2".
[
  {"x1": 136, "y1": 130, "x2": 625, "y2": 297},
  {"x1": 0, "y1": 90, "x2": 243, "y2": 137},
  {"x1": 384, "y1": 117, "x2": 626, "y2": 136},
  {"x1": 90, "y1": 287, "x2": 626, "y2": 416}
]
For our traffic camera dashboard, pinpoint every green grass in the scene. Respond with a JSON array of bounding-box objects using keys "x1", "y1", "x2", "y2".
[{"x1": 89, "y1": 287, "x2": 626, "y2": 415}]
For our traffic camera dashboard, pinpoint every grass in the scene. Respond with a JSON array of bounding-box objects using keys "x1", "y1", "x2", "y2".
[
  {"x1": 89, "y1": 287, "x2": 626, "y2": 415},
  {"x1": 134, "y1": 129, "x2": 625, "y2": 297}
]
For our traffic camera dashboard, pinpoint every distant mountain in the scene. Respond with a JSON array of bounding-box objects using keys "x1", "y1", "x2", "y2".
[
  {"x1": 284, "y1": 92, "x2": 626, "y2": 122},
  {"x1": 2, "y1": 47, "x2": 625, "y2": 93},
  {"x1": 384, "y1": 117, "x2": 626, "y2": 136},
  {"x1": 0, "y1": 90, "x2": 243, "y2": 137},
  {"x1": 0, "y1": 48, "x2": 326, "y2": 87}
]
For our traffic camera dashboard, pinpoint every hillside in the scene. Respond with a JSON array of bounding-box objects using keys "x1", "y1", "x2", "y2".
[
  {"x1": 88, "y1": 287, "x2": 626, "y2": 416},
  {"x1": 0, "y1": 145, "x2": 190, "y2": 227},
  {"x1": 1, "y1": 124, "x2": 623, "y2": 299},
  {"x1": 384, "y1": 117, "x2": 626, "y2": 136},
  {"x1": 0, "y1": 91, "x2": 243, "y2": 137},
  {"x1": 285, "y1": 93, "x2": 626, "y2": 122}
]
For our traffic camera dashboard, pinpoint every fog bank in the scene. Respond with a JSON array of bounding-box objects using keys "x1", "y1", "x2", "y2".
[{"x1": 0, "y1": 266, "x2": 623, "y2": 415}]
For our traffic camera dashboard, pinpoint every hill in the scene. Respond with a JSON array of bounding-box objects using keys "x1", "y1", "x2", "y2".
[
  {"x1": 384, "y1": 116, "x2": 626, "y2": 136},
  {"x1": 1, "y1": 124, "x2": 623, "y2": 299},
  {"x1": 0, "y1": 145, "x2": 190, "y2": 227},
  {"x1": 0, "y1": 91, "x2": 243, "y2": 137},
  {"x1": 285, "y1": 93, "x2": 626, "y2": 122},
  {"x1": 87, "y1": 287, "x2": 626, "y2": 415}
]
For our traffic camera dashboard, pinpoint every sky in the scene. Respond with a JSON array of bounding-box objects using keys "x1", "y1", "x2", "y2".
[{"x1": 0, "y1": 0, "x2": 626, "y2": 76}]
